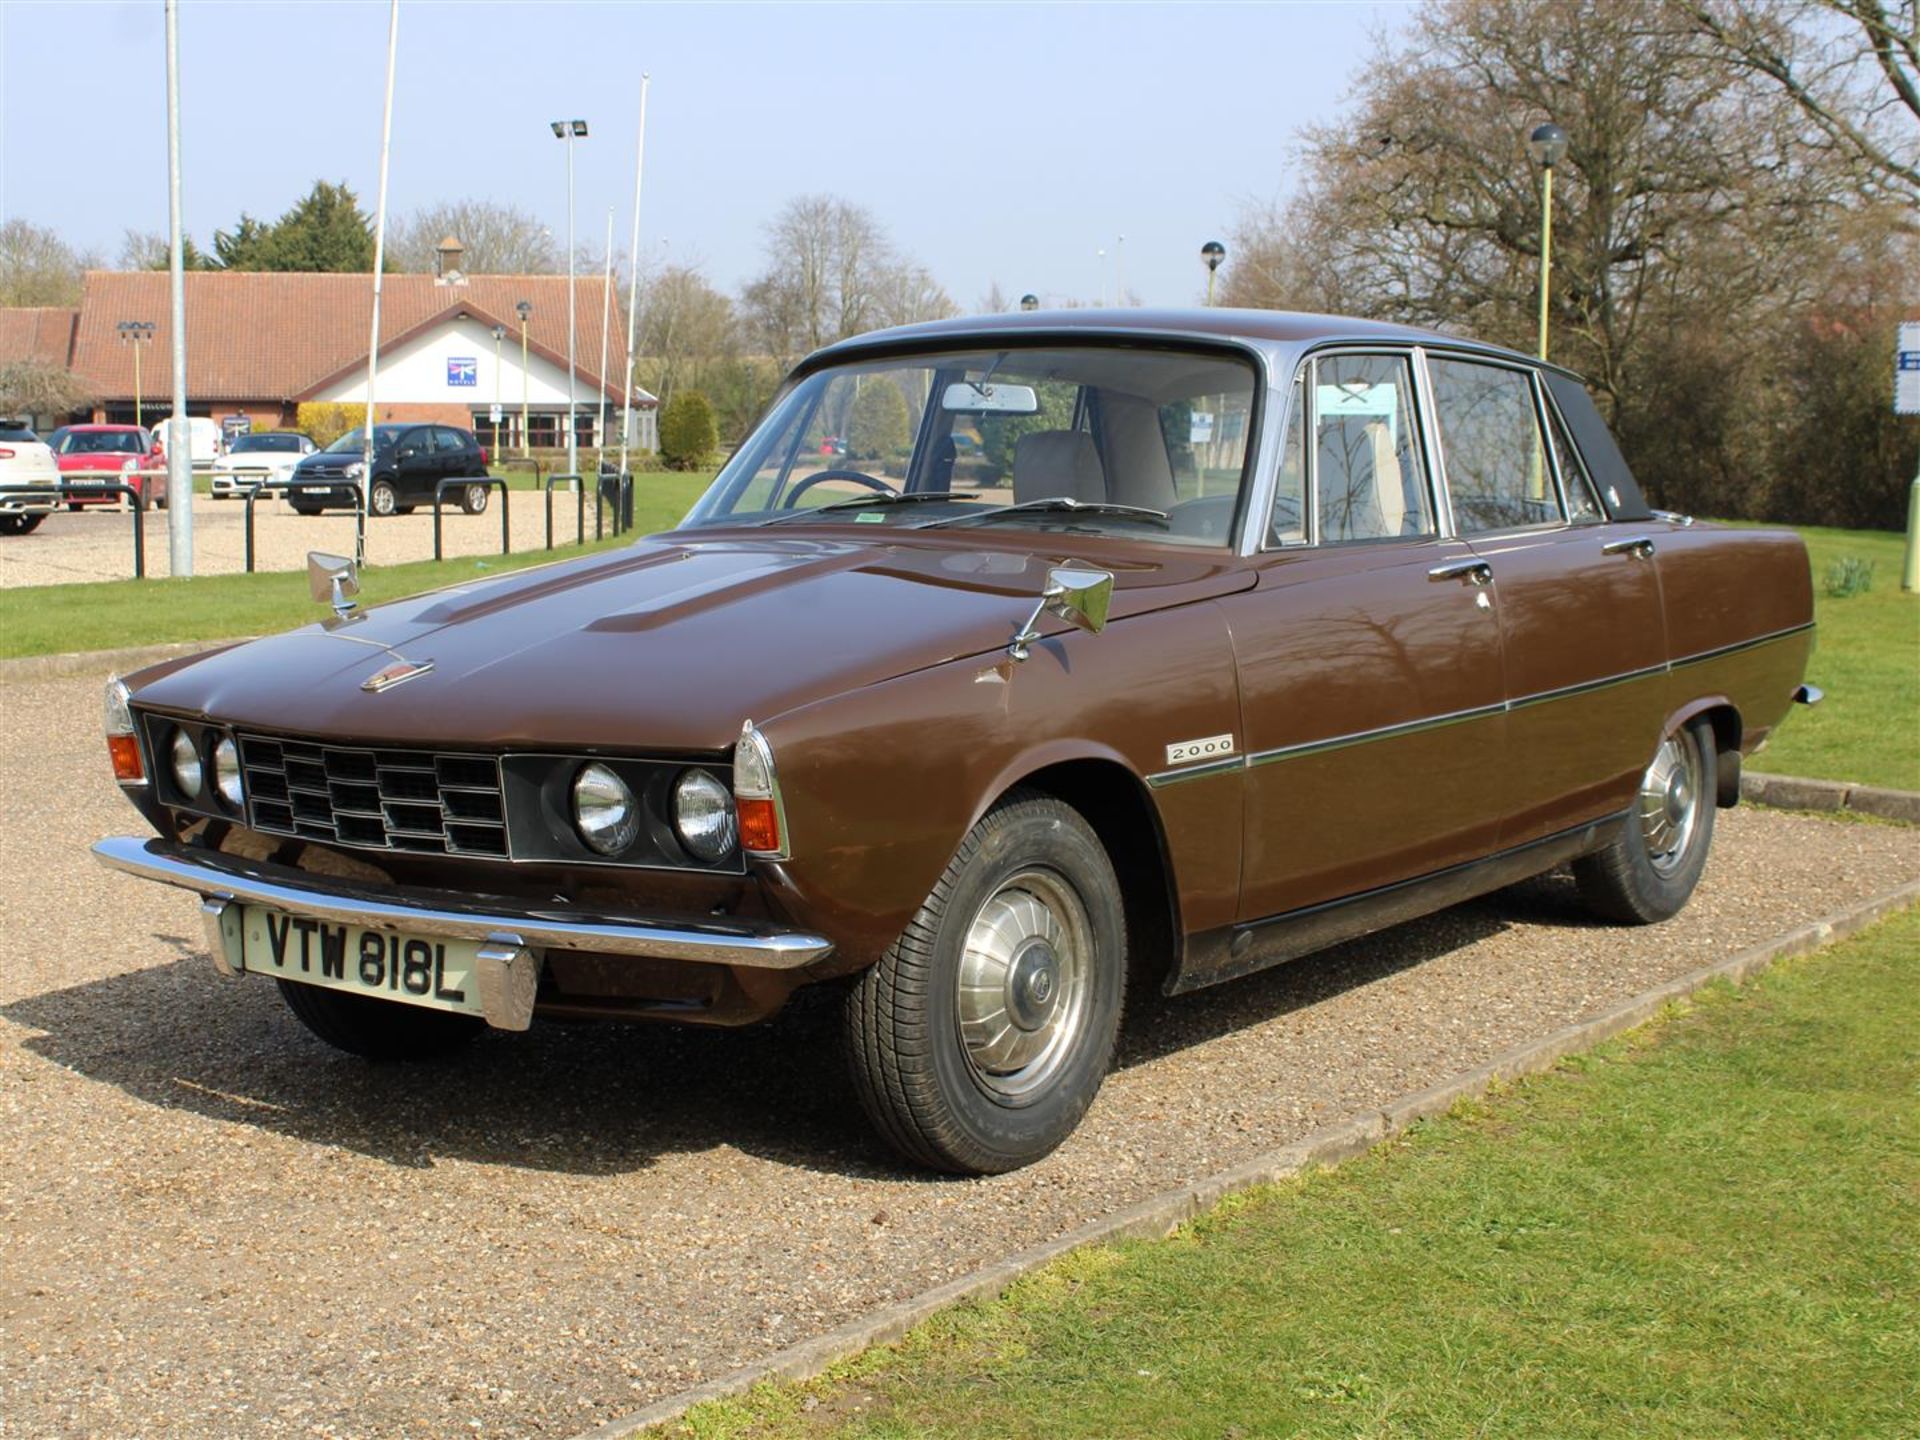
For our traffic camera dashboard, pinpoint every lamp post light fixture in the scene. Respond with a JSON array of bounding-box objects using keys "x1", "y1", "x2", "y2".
[
  {"x1": 515, "y1": 299, "x2": 532, "y2": 457},
  {"x1": 1201, "y1": 240, "x2": 1226, "y2": 306},
  {"x1": 116, "y1": 321, "x2": 156, "y2": 427},
  {"x1": 1528, "y1": 122, "x2": 1568, "y2": 360},
  {"x1": 551, "y1": 118, "x2": 588, "y2": 476},
  {"x1": 1019, "y1": 293, "x2": 1040, "y2": 312}
]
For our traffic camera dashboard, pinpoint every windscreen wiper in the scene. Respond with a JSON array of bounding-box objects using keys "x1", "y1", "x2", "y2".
[
  {"x1": 756, "y1": 490, "x2": 978, "y2": 525},
  {"x1": 917, "y1": 496, "x2": 1170, "y2": 530}
]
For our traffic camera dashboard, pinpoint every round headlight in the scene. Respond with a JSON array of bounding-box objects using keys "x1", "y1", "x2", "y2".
[
  {"x1": 169, "y1": 729, "x2": 204, "y2": 800},
  {"x1": 673, "y1": 768, "x2": 737, "y2": 862},
  {"x1": 212, "y1": 736, "x2": 243, "y2": 809},
  {"x1": 572, "y1": 762, "x2": 638, "y2": 855}
]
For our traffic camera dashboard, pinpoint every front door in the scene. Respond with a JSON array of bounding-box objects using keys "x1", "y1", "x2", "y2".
[{"x1": 1226, "y1": 351, "x2": 1513, "y2": 925}]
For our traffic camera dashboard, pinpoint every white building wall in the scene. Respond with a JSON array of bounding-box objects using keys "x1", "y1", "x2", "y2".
[{"x1": 315, "y1": 315, "x2": 606, "y2": 410}]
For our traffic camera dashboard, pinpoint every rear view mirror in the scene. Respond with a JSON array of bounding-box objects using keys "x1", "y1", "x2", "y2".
[
  {"x1": 942, "y1": 381, "x2": 1039, "y2": 415},
  {"x1": 307, "y1": 550, "x2": 359, "y2": 617}
]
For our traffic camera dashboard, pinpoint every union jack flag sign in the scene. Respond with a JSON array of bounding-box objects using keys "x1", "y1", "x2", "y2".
[{"x1": 447, "y1": 357, "x2": 478, "y2": 387}]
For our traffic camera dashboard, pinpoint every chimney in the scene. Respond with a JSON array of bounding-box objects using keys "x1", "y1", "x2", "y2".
[{"x1": 434, "y1": 235, "x2": 468, "y2": 285}]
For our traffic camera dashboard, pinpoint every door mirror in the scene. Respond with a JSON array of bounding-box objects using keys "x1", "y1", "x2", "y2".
[
  {"x1": 1009, "y1": 565, "x2": 1114, "y2": 661},
  {"x1": 307, "y1": 551, "x2": 359, "y2": 617}
]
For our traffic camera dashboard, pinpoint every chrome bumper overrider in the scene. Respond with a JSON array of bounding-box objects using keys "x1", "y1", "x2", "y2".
[{"x1": 92, "y1": 836, "x2": 835, "y2": 1031}]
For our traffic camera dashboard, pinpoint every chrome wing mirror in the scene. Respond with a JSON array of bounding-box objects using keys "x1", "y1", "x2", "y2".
[
  {"x1": 307, "y1": 550, "x2": 360, "y2": 618},
  {"x1": 1009, "y1": 565, "x2": 1114, "y2": 662}
]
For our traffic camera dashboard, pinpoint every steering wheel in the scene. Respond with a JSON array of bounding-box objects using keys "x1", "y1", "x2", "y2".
[{"x1": 782, "y1": 468, "x2": 897, "y2": 507}]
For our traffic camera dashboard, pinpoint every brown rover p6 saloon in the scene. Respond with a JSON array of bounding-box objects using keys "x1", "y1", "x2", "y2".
[{"x1": 95, "y1": 309, "x2": 1818, "y2": 1173}]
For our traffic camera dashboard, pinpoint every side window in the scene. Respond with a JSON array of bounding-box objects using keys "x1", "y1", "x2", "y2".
[
  {"x1": 1542, "y1": 399, "x2": 1604, "y2": 521},
  {"x1": 1314, "y1": 354, "x2": 1433, "y2": 542},
  {"x1": 1428, "y1": 359, "x2": 1560, "y2": 533},
  {"x1": 440, "y1": 427, "x2": 472, "y2": 454},
  {"x1": 1267, "y1": 373, "x2": 1305, "y2": 545}
]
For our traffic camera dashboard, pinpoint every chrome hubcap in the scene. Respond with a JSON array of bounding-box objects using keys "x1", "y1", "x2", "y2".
[
  {"x1": 956, "y1": 868, "x2": 1092, "y2": 1105},
  {"x1": 1639, "y1": 732, "x2": 1702, "y2": 875}
]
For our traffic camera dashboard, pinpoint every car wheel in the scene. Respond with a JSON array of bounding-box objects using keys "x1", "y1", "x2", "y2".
[
  {"x1": 290, "y1": 501, "x2": 324, "y2": 516},
  {"x1": 460, "y1": 482, "x2": 489, "y2": 515},
  {"x1": 0, "y1": 514, "x2": 43, "y2": 535},
  {"x1": 844, "y1": 790, "x2": 1125, "y2": 1174},
  {"x1": 369, "y1": 479, "x2": 399, "y2": 517},
  {"x1": 276, "y1": 979, "x2": 483, "y2": 1060},
  {"x1": 1574, "y1": 718, "x2": 1717, "y2": 924}
]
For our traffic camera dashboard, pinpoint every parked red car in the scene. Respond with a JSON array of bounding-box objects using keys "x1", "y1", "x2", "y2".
[{"x1": 51, "y1": 425, "x2": 168, "y2": 509}]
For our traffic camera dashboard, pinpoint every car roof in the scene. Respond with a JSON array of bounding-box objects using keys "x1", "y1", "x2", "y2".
[{"x1": 805, "y1": 306, "x2": 1572, "y2": 379}]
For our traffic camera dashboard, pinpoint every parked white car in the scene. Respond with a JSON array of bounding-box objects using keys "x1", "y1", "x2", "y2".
[
  {"x1": 212, "y1": 431, "x2": 318, "y2": 496},
  {"x1": 0, "y1": 418, "x2": 60, "y2": 535}
]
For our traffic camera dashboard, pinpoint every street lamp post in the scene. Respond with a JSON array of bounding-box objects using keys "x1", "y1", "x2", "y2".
[
  {"x1": 1201, "y1": 241, "x2": 1226, "y2": 306},
  {"x1": 491, "y1": 323, "x2": 507, "y2": 451},
  {"x1": 117, "y1": 321, "x2": 155, "y2": 427},
  {"x1": 1528, "y1": 122, "x2": 1568, "y2": 361},
  {"x1": 551, "y1": 118, "x2": 588, "y2": 476},
  {"x1": 516, "y1": 299, "x2": 532, "y2": 457}
]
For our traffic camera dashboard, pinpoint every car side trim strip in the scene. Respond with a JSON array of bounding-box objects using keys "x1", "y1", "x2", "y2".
[
  {"x1": 1144, "y1": 621, "x2": 1813, "y2": 789},
  {"x1": 91, "y1": 835, "x2": 834, "y2": 970}
]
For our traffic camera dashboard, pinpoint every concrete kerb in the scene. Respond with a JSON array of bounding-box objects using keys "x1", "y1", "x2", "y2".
[
  {"x1": 1744, "y1": 769, "x2": 1920, "y2": 824},
  {"x1": 582, "y1": 876, "x2": 1920, "y2": 1439},
  {"x1": 0, "y1": 637, "x2": 250, "y2": 685}
]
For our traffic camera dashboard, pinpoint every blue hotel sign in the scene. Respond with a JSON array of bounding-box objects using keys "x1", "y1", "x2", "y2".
[{"x1": 447, "y1": 356, "x2": 478, "y2": 387}]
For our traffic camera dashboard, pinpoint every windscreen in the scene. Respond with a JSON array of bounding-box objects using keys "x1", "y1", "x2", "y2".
[{"x1": 680, "y1": 344, "x2": 1260, "y2": 548}]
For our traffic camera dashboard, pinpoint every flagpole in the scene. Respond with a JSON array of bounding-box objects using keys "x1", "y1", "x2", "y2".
[
  {"x1": 358, "y1": 0, "x2": 399, "y2": 568},
  {"x1": 596, "y1": 206, "x2": 613, "y2": 469},
  {"x1": 617, "y1": 73, "x2": 649, "y2": 479}
]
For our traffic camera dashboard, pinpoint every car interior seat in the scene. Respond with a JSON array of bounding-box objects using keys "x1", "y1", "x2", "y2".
[{"x1": 1012, "y1": 430, "x2": 1106, "y2": 504}]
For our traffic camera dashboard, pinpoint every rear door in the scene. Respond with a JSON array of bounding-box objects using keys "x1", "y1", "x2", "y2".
[
  {"x1": 1424, "y1": 353, "x2": 1668, "y2": 844},
  {"x1": 1223, "y1": 350, "x2": 1512, "y2": 926}
]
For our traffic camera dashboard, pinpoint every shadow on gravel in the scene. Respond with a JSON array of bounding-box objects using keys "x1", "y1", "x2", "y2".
[{"x1": 2, "y1": 872, "x2": 1605, "y2": 1178}]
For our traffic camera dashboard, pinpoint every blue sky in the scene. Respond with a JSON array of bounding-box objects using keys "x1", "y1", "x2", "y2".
[{"x1": 1, "y1": 1, "x2": 1409, "y2": 309}]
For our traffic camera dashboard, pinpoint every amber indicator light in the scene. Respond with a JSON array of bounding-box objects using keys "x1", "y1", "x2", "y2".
[
  {"x1": 108, "y1": 733, "x2": 144, "y2": 783},
  {"x1": 737, "y1": 797, "x2": 779, "y2": 854}
]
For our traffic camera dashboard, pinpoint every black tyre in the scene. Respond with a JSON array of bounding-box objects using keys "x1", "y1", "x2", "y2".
[
  {"x1": 1575, "y1": 719, "x2": 1717, "y2": 923},
  {"x1": 277, "y1": 979, "x2": 483, "y2": 1060},
  {"x1": 0, "y1": 514, "x2": 44, "y2": 536},
  {"x1": 460, "y1": 481, "x2": 489, "y2": 515},
  {"x1": 369, "y1": 479, "x2": 399, "y2": 517},
  {"x1": 844, "y1": 790, "x2": 1125, "y2": 1174},
  {"x1": 290, "y1": 501, "x2": 324, "y2": 516}
]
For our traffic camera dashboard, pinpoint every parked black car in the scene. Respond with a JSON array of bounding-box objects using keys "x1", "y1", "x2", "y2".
[{"x1": 287, "y1": 424, "x2": 492, "y2": 517}]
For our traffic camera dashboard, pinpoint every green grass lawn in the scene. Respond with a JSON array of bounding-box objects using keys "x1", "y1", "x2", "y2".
[
  {"x1": 679, "y1": 907, "x2": 1920, "y2": 1440},
  {"x1": 0, "y1": 473, "x2": 713, "y2": 658},
  {"x1": 1751, "y1": 525, "x2": 1918, "y2": 791}
]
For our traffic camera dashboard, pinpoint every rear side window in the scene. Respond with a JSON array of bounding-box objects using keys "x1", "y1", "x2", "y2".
[
  {"x1": 1313, "y1": 354, "x2": 1434, "y2": 543},
  {"x1": 1428, "y1": 358, "x2": 1559, "y2": 533},
  {"x1": 435, "y1": 427, "x2": 472, "y2": 453},
  {"x1": 1542, "y1": 399, "x2": 1604, "y2": 521}
]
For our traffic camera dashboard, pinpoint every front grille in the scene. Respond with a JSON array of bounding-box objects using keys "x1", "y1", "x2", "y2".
[{"x1": 239, "y1": 734, "x2": 509, "y2": 858}]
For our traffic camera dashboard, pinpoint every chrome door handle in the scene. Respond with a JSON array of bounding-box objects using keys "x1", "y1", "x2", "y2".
[
  {"x1": 1602, "y1": 536, "x2": 1656, "y2": 559},
  {"x1": 1428, "y1": 558, "x2": 1493, "y2": 586}
]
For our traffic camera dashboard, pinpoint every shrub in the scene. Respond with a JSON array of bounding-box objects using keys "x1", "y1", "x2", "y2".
[
  {"x1": 1822, "y1": 555, "x2": 1876, "y2": 598},
  {"x1": 659, "y1": 390, "x2": 718, "y2": 471},
  {"x1": 294, "y1": 401, "x2": 368, "y2": 447},
  {"x1": 846, "y1": 378, "x2": 910, "y2": 461}
]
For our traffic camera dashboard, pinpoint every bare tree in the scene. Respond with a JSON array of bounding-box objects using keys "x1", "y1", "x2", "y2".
[
  {"x1": 742, "y1": 195, "x2": 955, "y2": 366},
  {"x1": 1687, "y1": 0, "x2": 1919, "y2": 206},
  {"x1": 0, "y1": 219, "x2": 98, "y2": 306},
  {"x1": 632, "y1": 263, "x2": 739, "y2": 405},
  {"x1": 390, "y1": 200, "x2": 561, "y2": 273}
]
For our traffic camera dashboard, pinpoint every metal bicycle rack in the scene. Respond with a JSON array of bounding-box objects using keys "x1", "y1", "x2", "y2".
[
  {"x1": 544, "y1": 473, "x2": 586, "y2": 550},
  {"x1": 431, "y1": 477, "x2": 512, "y2": 561}
]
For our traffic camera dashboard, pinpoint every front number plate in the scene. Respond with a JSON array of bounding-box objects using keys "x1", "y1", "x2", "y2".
[{"x1": 238, "y1": 905, "x2": 486, "y2": 1017}]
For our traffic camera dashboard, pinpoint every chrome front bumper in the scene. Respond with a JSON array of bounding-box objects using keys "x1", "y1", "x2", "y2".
[{"x1": 93, "y1": 836, "x2": 835, "y2": 1030}]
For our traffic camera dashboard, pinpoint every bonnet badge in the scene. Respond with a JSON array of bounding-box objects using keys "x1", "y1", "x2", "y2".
[{"x1": 361, "y1": 657, "x2": 435, "y2": 693}]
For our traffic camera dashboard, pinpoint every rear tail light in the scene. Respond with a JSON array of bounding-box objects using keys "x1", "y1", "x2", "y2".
[
  {"x1": 104, "y1": 676, "x2": 145, "y2": 785},
  {"x1": 0, "y1": 448, "x2": 13, "y2": 460},
  {"x1": 479, "y1": 444, "x2": 490, "y2": 466}
]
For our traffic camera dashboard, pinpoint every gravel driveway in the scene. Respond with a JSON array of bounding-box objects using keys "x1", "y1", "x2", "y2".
[
  {"x1": 3, "y1": 660, "x2": 1915, "y2": 1439},
  {"x1": 0, "y1": 488, "x2": 601, "y2": 588}
]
